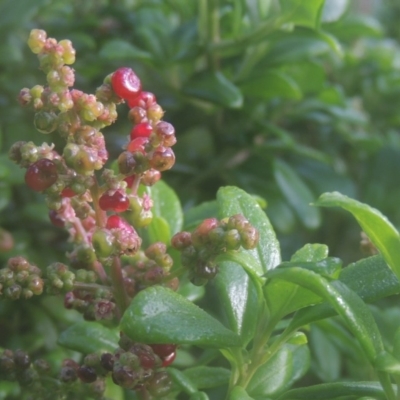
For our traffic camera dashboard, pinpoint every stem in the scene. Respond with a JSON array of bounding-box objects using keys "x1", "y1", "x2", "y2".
[
  {"x1": 160, "y1": 267, "x2": 186, "y2": 283},
  {"x1": 93, "y1": 260, "x2": 108, "y2": 284},
  {"x1": 130, "y1": 174, "x2": 141, "y2": 195},
  {"x1": 110, "y1": 256, "x2": 130, "y2": 315},
  {"x1": 71, "y1": 217, "x2": 89, "y2": 245},
  {"x1": 89, "y1": 177, "x2": 107, "y2": 228}
]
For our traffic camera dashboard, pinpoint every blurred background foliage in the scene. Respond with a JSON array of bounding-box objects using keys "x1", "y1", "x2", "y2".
[{"x1": 1, "y1": 0, "x2": 400, "y2": 396}]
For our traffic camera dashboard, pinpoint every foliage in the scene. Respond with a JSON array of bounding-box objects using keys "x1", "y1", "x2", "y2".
[{"x1": 1, "y1": 1, "x2": 400, "y2": 400}]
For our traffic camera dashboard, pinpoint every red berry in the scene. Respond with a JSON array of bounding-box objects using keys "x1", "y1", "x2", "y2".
[
  {"x1": 127, "y1": 137, "x2": 148, "y2": 153},
  {"x1": 124, "y1": 175, "x2": 136, "y2": 187},
  {"x1": 150, "y1": 344, "x2": 177, "y2": 359},
  {"x1": 49, "y1": 210, "x2": 65, "y2": 228},
  {"x1": 162, "y1": 351, "x2": 176, "y2": 367},
  {"x1": 106, "y1": 215, "x2": 134, "y2": 233},
  {"x1": 77, "y1": 365, "x2": 97, "y2": 383},
  {"x1": 61, "y1": 187, "x2": 76, "y2": 197},
  {"x1": 111, "y1": 67, "x2": 142, "y2": 101},
  {"x1": 130, "y1": 122, "x2": 153, "y2": 140},
  {"x1": 25, "y1": 159, "x2": 58, "y2": 191},
  {"x1": 99, "y1": 190, "x2": 129, "y2": 212},
  {"x1": 127, "y1": 91, "x2": 156, "y2": 109}
]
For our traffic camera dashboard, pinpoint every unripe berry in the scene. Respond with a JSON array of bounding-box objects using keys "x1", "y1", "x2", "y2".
[
  {"x1": 100, "y1": 353, "x2": 115, "y2": 371},
  {"x1": 141, "y1": 169, "x2": 161, "y2": 186},
  {"x1": 147, "y1": 371, "x2": 173, "y2": 396},
  {"x1": 59, "y1": 39, "x2": 76, "y2": 64},
  {"x1": 34, "y1": 111, "x2": 58, "y2": 134},
  {"x1": 154, "y1": 121, "x2": 176, "y2": 147},
  {"x1": 149, "y1": 146, "x2": 175, "y2": 171},
  {"x1": 25, "y1": 159, "x2": 58, "y2": 191},
  {"x1": 147, "y1": 103, "x2": 164, "y2": 122},
  {"x1": 128, "y1": 106, "x2": 147, "y2": 125},
  {"x1": 14, "y1": 350, "x2": 30, "y2": 370},
  {"x1": 118, "y1": 151, "x2": 137, "y2": 175},
  {"x1": 92, "y1": 229, "x2": 114, "y2": 258},
  {"x1": 111, "y1": 67, "x2": 142, "y2": 100},
  {"x1": 27, "y1": 29, "x2": 47, "y2": 54}
]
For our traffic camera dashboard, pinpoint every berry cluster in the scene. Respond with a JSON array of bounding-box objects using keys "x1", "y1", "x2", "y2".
[
  {"x1": 100, "y1": 333, "x2": 175, "y2": 396},
  {"x1": 0, "y1": 349, "x2": 106, "y2": 400},
  {"x1": 0, "y1": 257, "x2": 43, "y2": 300},
  {"x1": 172, "y1": 215, "x2": 259, "y2": 285},
  {"x1": 122, "y1": 242, "x2": 178, "y2": 297}
]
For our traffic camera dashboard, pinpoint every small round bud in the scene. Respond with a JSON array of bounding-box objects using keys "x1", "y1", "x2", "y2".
[
  {"x1": 25, "y1": 159, "x2": 58, "y2": 192},
  {"x1": 34, "y1": 111, "x2": 58, "y2": 134},
  {"x1": 149, "y1": 146, "x2": 175, "y2": 171},
  {"x1": 77, "y1": 365, "x2": 97, "y2": 383}
]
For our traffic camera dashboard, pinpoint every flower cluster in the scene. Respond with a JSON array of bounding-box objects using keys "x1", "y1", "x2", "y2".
[
  {"x1": 2, "y1": 29, "x2": 261, "y2": 398},
  {"x1": 172, "y1": 215, "x2": 259, "y2": 285}
]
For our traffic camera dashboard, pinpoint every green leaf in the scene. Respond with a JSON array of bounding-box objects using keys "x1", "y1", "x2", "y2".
[
  {"x1": 241, "y1": 70, "x2": 302, "y2": 101},
  {"x1": 314, "y1": 192, "x2": 400, "y2": 281},
  {"x1": 276, "y1": 381, "x2": 387, "y2": 400},
  {"x1": 281, "y1": 61, "x2": 325, "y2": 94},
  {"x1": 266, "y1": 267, "x2": 383, "y2": 363},
  {"x1": 217, "y1": 186, "x2": 281, "y2": 274},
  {"x1": 184, "y1": 366, "x2": 230, "y2": 389},
  {"x1": 210, "y1": 261, "x2": 261, "y2": 346},
  {"x1": 230, "y1": 386, "x2": 255, "y2": 400},
  {"x1": 120, "y1": 286, "x2": 241, "y2": 348},
  {"x1": 168, "y1": 368, "x2": 197, "y2": 395},
  {"x1": 279, "y1": 0, "x2": 326, "y2": 29},
  {"x1": 247, "y1": 343, "x2": 310, "y2": 397},
  {"x1": 290, "y1": 243, "x2": 329, "y2": 263},
  {"x1": 288, "y1": 256, "x2": 400, "y2": 341},
  {"x1": 264, "y1": 259, "x2": 341, "y2": 322},
  {"x1": 99, "y1": 39, "x2": 153, "y2": 62},
  {"x1": 145, "y1": 180, "x2": 184, "y2": 236},
  {"x1": 274, "y1": 159, "x2": 321, "y2": 229},
  {"x1": 183, "y1": 72, "x2": 243, "y2": 108},
  {"x1": 321, "y1": 0, "x2": 349, "y2": 23},
  {"x1": 58, "y1": 321, "x2": 119, "y2": 353},
  {"x1": 146, "y1": 216, "x2": 171, "y2": 244},
  {"x1": 189, "y1": 392, "x2": 209, "y2": 400}
]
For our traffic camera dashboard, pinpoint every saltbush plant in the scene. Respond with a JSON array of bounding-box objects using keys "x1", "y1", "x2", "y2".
[{"x1": 2, "y1": 26, "x2": 400, "y2": 400}]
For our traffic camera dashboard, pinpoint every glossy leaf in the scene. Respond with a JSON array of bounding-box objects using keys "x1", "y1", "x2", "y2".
[
  {"x1": 314, "y1": 192, "x2": 400, "y2": 281},
  {"x1": 183, "y1": 72, "x2": 243, "y2": 109},
  {"x1": 276, "y1": 381, "x2": 387, "y2": 400},
  {"x1": 274, "y1": 159, "x2": 321, "y2": 229},
  {"x1": 230, "y1": 386, "x2": 255, "y2": 400},
  {"x1": 210, "y1": 261, "x2": 261, "y2": 346},
  {"x1": 247, "y1": 343, "x2": 310, "y2": 397},
  {"x1": 184, "y1": 366, "x2": 230, "y2": 389},
  {"x1": 120, "y1": 286, "x2": 241, "y2": 348},
  {"x1": 279, "y1": 0, "x2": 325, "y2": 29},
  {"x1": 146, "y1": 215, "x2": 171, "y2": 244},
  {"x1": 168, "y1": 368, "x2": 197, "y2": 395},
  {"x1": 146, "y1": 180, "x2": 184, "y2": 236},
  {"x1": 241, "y1": 70, "x2": 302, "y2": 101},
  {"x1": 58, "y1": 321, "x2": 119, "y2": 353},
  {"x1": 266, "y1": 267, "x2": 383, "y2": 363},
  {"x1": 290, "y1": 243, "x2": 329, "y2": 263},
  {"x1": 217, "y1": 186, "x2": 281, "y2": 273}
]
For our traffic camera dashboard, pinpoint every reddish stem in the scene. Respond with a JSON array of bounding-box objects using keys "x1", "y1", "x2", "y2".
[{"x1": 110, "y1": 256, "x2": 130, "y2": 315}]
